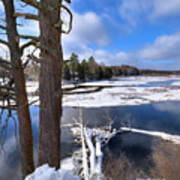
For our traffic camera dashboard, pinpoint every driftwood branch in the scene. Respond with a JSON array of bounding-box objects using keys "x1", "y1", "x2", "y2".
[{"x1": 71, "y1": 109, "x2": 105, "y2": 180}]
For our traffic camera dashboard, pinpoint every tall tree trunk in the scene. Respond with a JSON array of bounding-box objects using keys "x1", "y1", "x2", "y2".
[
  {"x1": 2, "y1": 0, "x2": 34, "y2": 178},
  {"x1": 38, "y1": 0, "x2": 63, "y2": 168}
]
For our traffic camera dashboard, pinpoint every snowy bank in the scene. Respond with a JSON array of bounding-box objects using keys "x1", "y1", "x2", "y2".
[
  {"x1": 62, "y1": 76, "x2": 180, "y2": 107},
  {"x1": 26, "y1": 76, "x2": 180, "y2": 107},
  {"x1": 121, "y1": 127, "x2": 180, "y2": 144},
  {"x1": 25, "y1": 164, "x2": 80, "y2": 180}
]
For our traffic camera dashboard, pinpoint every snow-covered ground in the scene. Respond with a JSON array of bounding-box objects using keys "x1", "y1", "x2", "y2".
[
  {"x1": 25, "y1": 164, "x2": 80, "y2": 180},
  {"x1": 63, "y1": 76, "x2": 180, "y2": 107},
  {"x1": 26, "y1": 76, "x2": 180, "y2": 107}
]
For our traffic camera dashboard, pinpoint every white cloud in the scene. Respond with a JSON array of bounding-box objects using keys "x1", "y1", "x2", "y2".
[
  {"x1": 137, "y1": 32, "x2": 180, "y2": 60},
  {"x1": 0, "y1": 1, "x2": 3, "y2": 11},
  {"x1": 93, "y1": 50, "x2": 134, "y2": 66},
  {"x1": 62, "y1": 11, "x2": 111, "y2": 62},
  {"x1": 63, "y1": 11, "x2": 109, "y2": 47}
]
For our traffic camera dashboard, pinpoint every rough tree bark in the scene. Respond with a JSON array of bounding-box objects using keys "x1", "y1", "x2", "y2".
[
  {"x1": 38, "y1": 0, "x2": 63, "y2": 168},
  {"x1": 2, "y1": 0, "x2": 34, "y2": 178}
]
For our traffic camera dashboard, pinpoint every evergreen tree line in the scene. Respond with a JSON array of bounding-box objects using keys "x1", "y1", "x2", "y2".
[{"x1": 63, "y1": 53, "x2": 140, "y2": 81}]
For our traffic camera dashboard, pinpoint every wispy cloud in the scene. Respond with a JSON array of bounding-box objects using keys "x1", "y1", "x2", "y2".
[
  {"x1": 150, "y1": 0, "x2": 180, "y2": 19},
  {"x1": 119, "y1": 0, "x2": 180, "y2": 26},
  {"x1": 119, "y1": 0, "x2": 151, "y2": 26}
]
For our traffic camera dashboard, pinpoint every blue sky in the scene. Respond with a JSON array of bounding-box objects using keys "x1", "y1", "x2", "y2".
[
  {"x1": 1, "y1": 0, "x2": 180, "y2": 70},
  {"x1": 63, "y1": 0, "x2": 180, "y2": 70}
]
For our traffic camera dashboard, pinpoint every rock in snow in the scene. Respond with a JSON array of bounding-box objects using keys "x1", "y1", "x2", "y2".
[{"x1": 25, "y1": 164, "x2": 80, "y2": 180}]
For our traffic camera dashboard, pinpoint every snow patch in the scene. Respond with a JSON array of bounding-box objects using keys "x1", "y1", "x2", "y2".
[
  {"x1": 25, "y1": 164, "x2": 80, "y2": 180},
  {"x1": 61, "y1": 157, "x2": 74, "y2": 171}
]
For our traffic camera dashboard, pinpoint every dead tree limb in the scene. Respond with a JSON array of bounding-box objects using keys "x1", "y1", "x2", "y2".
[
  {"x1": 0, "y1": 58, "x2": 11, "y2": 70},
  {"x1": 14, "y1": 13, "x2": 39, "y2": 20},
  {"x1": 20, "y1": 0, "x2": 40, "y2": 9},
  {"x1": 19, "y1": 35, "x2": 40, "y2": 41},
  {"x1": 0, "y1": 25, "x2": 7, "y2": 30},
  {"x1": 0, "y1": 39, "x2": 9, "y2": 47},
  {"x1": 61, "y1": 4, "x2": 73, "y2": 34},
  {"x1": 71, "y1": 109, "x2": 105, "y2": 180}
]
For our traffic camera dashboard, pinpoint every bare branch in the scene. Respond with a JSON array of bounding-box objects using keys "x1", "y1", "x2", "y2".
[
  {"x1": 14, "y1": 12, "x2": 39, "y2": 21},
  {"x1": 20, "y1": 40, "x2": 39, "y2": 55},
  {"x1": 0, "y1": 106, "x2": 15, "y2": 110},
  {"x1": 20, "y1": 0, "x2": 40, "y2": 9},
  {"x1": 0, "y1": 39, "x2": 9, "y2": 47},
  {"x1": 23, "y1": 58, "x2": 31, "y2": 68},
  {"x1": 61, "y1": 5, "x2": 73, "y2": 34},
  {"x1": 0, "y1": 91, "x2": 16, "y2": 100},
  {"x1": 8, "y1": 78, "x2": 14, "y2": 87},
  {"x1": 27, "y1": 54, "x2": 40, "y2": 63},
  {"x1": 0, "y1": 58, "x2": 11, "y2": 70},
  {"x1": 0, "y1": 25, "x2": 7, "y2": 31},
  {"x1": 0, "y1": 86, "x2": 14, "y2": 91},
  {"x1": 64, "y1": 0, "x2": 71, "y2": 3},
  {"x1": 19, "y1": 35, "x2": 40, "y2": 42}
]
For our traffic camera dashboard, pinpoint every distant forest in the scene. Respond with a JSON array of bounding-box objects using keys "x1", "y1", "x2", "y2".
[
  {"x1": 25, "y1": 53, "x2": 180, "y2": 82},
  {"x1": 63, "y1": 53, "x2": 140, "y2": 81}
]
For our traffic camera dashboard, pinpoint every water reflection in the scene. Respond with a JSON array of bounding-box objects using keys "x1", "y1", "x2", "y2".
[{"x1": 104, "y1": 133, "x2": 154, "y2": 171}]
